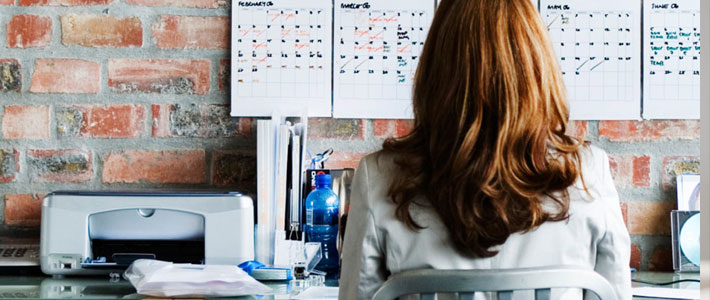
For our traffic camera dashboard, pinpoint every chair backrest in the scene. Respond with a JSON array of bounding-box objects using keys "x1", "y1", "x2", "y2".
[{"x1": 371, "y1": 265, "x2": 617, "y2": 300}]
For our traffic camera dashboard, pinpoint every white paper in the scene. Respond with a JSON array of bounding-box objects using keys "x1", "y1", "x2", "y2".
[
  {"x1": 633, "y1": 287, "x2": 700, "y2": 300},
  {"x1": 642, "y1": 0, "x2": 700, "y2": 119},
  {"x1": 124, "y1": 260, "x2": 272, "y2": 298},
  {"x1": 676, "y1": 173, "x2": 701, "y2": 211},
  {"x1": 231, "y1": 0, "x2": 333, "y2": 117},
  {"x1": 540, "y1": 0, "x2": 642, "y2": 120},
  {"x1": 273, "y1": 230, "x2": 305, "y2": 266},
  {"x1": 333, "y1": 0, "x2": 436, "y2": 119},
  {"x1": 293, "y1": 286, "x2": 339, "y2": 300}
]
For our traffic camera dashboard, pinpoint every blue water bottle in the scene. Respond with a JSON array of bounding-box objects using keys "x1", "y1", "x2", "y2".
[{"x1": 305, "y1": 174, "x2": 340, "y2": 276}]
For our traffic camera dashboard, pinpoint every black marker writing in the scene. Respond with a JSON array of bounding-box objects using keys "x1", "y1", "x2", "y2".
[
  {"x1": 341, "y1": 2, "x2": 371, "y2": 9},
  {"x1": 547, "y1": 4, "x2": 570, "y2": 10},
  {"x1": 651, "y1": 3, "x2": 679, "y2": 9},
  {"x1": 238, "y1": 1, "x2": 274, "y2": 7}
]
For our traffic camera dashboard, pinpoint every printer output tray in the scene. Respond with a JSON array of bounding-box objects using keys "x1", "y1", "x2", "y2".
[{"x1": 85, "y1": 239, "x2": 205, "y2": 267}]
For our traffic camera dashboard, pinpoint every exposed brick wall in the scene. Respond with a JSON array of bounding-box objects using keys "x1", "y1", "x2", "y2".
[{"x1": 0, "y1": 3, "x2": 700, "y2": 271}]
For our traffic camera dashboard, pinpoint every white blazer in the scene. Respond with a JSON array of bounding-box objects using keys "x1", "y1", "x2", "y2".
[{"x1": 339, "y1": 145, "x2": 631, "y2": 300}]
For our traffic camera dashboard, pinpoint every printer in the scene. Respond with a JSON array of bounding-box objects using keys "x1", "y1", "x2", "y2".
[{"x1": 40, "y1": 191, "x2": 254, "y2": 276}]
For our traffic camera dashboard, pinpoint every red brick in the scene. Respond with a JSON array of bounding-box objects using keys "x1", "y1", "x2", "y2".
[
  {"x1": 373, "y1": 120, "x2": 414, "y2": 139},
  {"x1": 152, "y1": 104, "x2": 251, "y2": 138},
  {"x1": 0, "y1": 0, "x2": 13, "y2": 5},
  {"x1": 102, "y1": 150, "x2": 206, "y2": 184},
  {"x1": 310, "y1": 119, "x2": 364, "y2": 140},
  {"x1": 6, "y1": 15, "x2": 51, "y2": 48},
  {"x1": 325, "y1": 152, "x2": 367, "y2": 169},
  {"x1": 2, "y1": 105, "x2": 50, "y2": 139},
  {"x1": 630, "y1": 244, "x2": 641, "y2": 271},
  {"x1": 0, "y1": 150, "x2": 20, "y2": 183},
  {"x1": 108, "y1": 59, "x2": 210, "y2": 95},
  {"x1": 237, "y1": 117, "x2": 254, "y2": 137},
  {"x1": 566, "y1": 121, "x2": 588, "y2": 139},
  {"x1": 212, "y1": 151, "x2": 256, "y2": 190},
  {"x1": 152, "y1": 16, "x2": 229, "y2": 49},
  {"x1": 662, "y1": 156, "x2": 700, "y2": 190},
  {"x1": 151, "y1": 104, "x2": 172, "y2": 138},
  {"x1": 599, "y1": 120, "x2": 699, "y2": 142},
  {"x1": 632, "y1": 156, "x2": 651, "y2": 187},
  {"x1": 127, "y1": 0, "x2": 223, "y2": 8},
  {"x1": 27, "y1": 149, "x2": 92, "y2": 183},
  {"x1": 218, "y1": 59, "x2": 229, "y2": 93},
  {"x1": 83, "y1": 105, "x2": 145, "y2": 138},
  {"x1": 61, "y1": 14, "x2": 142, "y2": 48},
  {"x1": 59, "y1": 104, "x2": 146, "y2": 138},
  {"x1": 627, "y1": 201, "x2": 675, "y2": 235},
  {"x1": 20, "y1": 0, "x2": 111, "y2": 6},
  {"x1": 608, "y1": 155, "x2": 651, "y2": 188},
  {"x1": 4, "y1": 194, "x2": 45, "y2": 227},
  {"x1": 620, "y1": 202, "x2": 628, "y2": 228},
  {"x1": 648, "y1": 246, "x2": 673, "y2": 272},
  {"x1": 30, "y1": 59, "x2": 100, "y2": 94}
]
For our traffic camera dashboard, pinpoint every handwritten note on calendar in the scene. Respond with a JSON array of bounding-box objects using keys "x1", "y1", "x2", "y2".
[
  {"x1": 643, "y1": 0, "x2": 700, "y2": 119},
  {"x1": 231, "y1": 0, "x2": 333, "y2": 117},
  {"x1": 540, "y1": 1, "x2": 642, "y2": 120},
  {"x1": 332, "y1": 0, "x2": 436, "y2": 119}
]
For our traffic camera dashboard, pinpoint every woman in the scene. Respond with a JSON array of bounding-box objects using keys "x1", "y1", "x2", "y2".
[{"x1": 339, "y1": 0, "x2": 631, "y2": 299}]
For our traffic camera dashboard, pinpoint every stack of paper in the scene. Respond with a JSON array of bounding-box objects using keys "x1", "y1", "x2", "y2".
[{"x1": 256, "y1": 114, "x2": 308, "y2": 266}]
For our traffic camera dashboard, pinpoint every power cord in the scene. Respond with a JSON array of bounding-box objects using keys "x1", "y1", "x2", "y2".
[{"x1": 632, "y1": 279, "x2": 700, "y2": 286}]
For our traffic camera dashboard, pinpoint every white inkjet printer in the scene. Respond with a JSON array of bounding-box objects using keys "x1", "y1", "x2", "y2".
[{"x1": 40, "y1": 191, "x2": 254, "y2": 276}]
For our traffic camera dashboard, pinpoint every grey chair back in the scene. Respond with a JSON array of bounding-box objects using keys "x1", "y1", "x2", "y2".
[{"x1": 371, "y1": 265, "x2": 617, "y2": 300}]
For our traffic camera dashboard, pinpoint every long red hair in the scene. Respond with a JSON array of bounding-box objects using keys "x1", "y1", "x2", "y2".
[{"x1": 382, "y1": 0, "x2": 587, "y2": 258}]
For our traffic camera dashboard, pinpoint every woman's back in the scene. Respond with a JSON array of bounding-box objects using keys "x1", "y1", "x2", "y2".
[
  {"x1": 339, "y1": 145, "x2": 630, "y2": 300},
  {"x1": 339, "y1": 0, "x2": 631, "y2": 299}
]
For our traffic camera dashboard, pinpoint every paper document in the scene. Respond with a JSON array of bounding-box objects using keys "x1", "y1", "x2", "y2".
[
  {"x1": 293, "y1": 286, "x2": 339, "y2": 300},
  {"x1": 332, "y1": 0, "x2": 436, "y2": 119},
  {"x1": 642, "y1": 0, "x2": 700, "y2": 119},
  {"x1": 540, "y1": 0, "x2": 642, "y2": 120},
  {"x1": 231, "y1": 0, "x2": 333, "y2": 117},
  {"x1": 633, "y1": 287, "x2": 699, "y2": 300}
]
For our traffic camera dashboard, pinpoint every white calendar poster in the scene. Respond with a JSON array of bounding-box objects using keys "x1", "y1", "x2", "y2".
[
  {"x1": 541, "y1": 1, "x2": 642, "y2": 120},
  {"x1": 231, "y1": 0, "x2": 333, "y2": 117},
  {"x1": 333, "y1": 0, "x2": 436, "y2": 119},
  {"x1": 643, "y1": 0, "x2": 700, "y2": 119}
]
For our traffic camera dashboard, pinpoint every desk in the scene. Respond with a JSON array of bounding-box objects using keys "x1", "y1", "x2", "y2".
[
  {"x1": 0, "y1": 275, "x2": 336, "y2": 299},
  {"x1": 632, "y1": 272, "x2": 700, "y2": 300},
  {"x1": 0, "y1": 272, "x2": 697, "y2": 299}
]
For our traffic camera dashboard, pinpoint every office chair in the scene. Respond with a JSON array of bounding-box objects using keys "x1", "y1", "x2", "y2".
[{"x1": 371, "y1": 265, "x2": 617, "y2": 300}]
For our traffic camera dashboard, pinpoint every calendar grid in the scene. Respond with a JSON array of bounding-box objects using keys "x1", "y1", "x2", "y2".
[
  {"x1": 232, "y1": 0, "x2": 333, "y2": 117},
  {"x1": 642, "y1": 0, "x2": 700, "y2": 119},
  {"x1": 540, "y1": 0, "x2": 642, "y2": 120},
  {"x1": 336, "y1": 9, "x2": 429, "y2": 102},
  {"x1": 646, "y1": 10, "x2": 700, "y2": 102},
  {"x1": 231, "y1": 0, "x2": 697, "y2": 120},
  {"x1": 546, "y1": 10, "x2": 635, "y2": 103},
  {"x1": 332, "y1": 0, "x2": 435, "y2": 119}
]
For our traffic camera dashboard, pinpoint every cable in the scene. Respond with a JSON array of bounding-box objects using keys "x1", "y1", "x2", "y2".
[{"x1": 632, "y1": 279, "x2": 700, "y2": 286}]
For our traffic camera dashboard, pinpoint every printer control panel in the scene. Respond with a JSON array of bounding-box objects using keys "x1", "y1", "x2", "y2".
[{"x1": 0, "y1": 244, "x2": 39, "y2": 267}]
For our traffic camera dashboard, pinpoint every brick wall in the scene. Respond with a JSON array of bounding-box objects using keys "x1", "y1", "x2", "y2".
[{"x1": 0, "y1": 2, "x2": 700, "y2": 271}]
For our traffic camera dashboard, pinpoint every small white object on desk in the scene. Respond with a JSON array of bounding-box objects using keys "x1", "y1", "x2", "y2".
[
  {"x1": 633, "y1": 287, "x2": 700, "y2": 300},
  {"x1": 293, "y1": 286, "x2": 339, "y2": 300}
]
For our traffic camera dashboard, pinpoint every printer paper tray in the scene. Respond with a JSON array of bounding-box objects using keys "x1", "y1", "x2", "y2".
[
  {"x1": 81, "y1": 262, "x2": 122, "y2": 269},
  {"x1": 89, "y1": 239, "x2": 204, "y2": 268}
]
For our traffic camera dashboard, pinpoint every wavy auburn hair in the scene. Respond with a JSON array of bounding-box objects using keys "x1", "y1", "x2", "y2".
[{"x1": 383, "y1": 0, "x2": 588, "y2": 258}]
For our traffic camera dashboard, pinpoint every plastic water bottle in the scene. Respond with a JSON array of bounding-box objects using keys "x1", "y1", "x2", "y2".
[{"x1": 304, "y1": 174, "x2": 340, "y2": 276}]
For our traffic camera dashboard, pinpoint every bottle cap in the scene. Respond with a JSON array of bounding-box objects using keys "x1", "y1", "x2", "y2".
[{"x1": 315, "y1": 174, "x2": 332, "y2": 186}]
